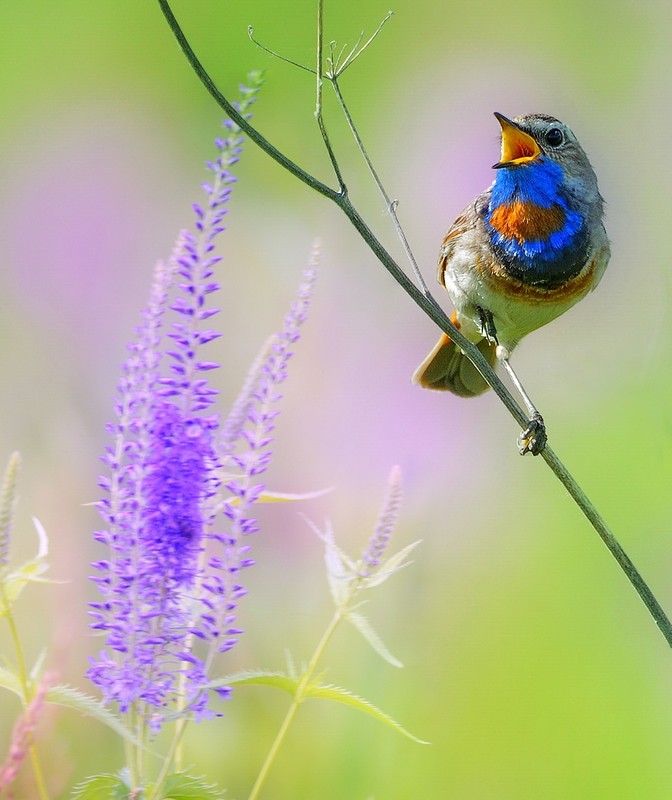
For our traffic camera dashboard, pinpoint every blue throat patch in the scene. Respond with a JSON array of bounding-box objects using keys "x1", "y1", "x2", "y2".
[{"x1": 486, "y1": 157, "x2": 588, "y2": 287}]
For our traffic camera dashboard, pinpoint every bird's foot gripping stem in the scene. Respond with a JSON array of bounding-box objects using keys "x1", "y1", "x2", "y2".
[
  {"x1": 517, "y1": 411, "x2": 547, "y2": 456},
  {"x1": 476, "y1": 307, "x2": 549, "y2": 456}
]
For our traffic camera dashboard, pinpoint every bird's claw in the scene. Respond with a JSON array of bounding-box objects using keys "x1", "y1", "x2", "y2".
[{"x1": 517, "y1": 412, "x2": 546, "y2": 456}]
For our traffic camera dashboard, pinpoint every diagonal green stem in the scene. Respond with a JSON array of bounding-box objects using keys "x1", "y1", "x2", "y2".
[
  {"x1": 539, "y1": 446, "x2": 672, "y2": 643},
  {"x1": 247, "y1": 609, "x2": 344, "y2": 800},
  {"x1": 155, "y1": 0, "x2": 672, "y2": 648}
]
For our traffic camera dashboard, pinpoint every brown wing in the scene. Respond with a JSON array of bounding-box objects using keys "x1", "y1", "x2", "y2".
[{"x1": 437, "y1": 205, "x2": 478, "y2": 288}]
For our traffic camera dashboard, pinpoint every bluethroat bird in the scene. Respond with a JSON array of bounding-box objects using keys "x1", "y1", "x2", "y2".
[{"x1": 413, "y1": 113, "x2": 610, "y2": 454}]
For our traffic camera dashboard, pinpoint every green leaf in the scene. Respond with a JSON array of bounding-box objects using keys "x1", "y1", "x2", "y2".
[
  {"x1": 162, "y1": 670, "x2": 302, "y2": 724},
  {"x1": 47, "y1": 684, "x2": 136, "y2": 744},
  {"x1": 310, "y1": 518, "x2": 356, "y2": 607},
  {"x1": 224, "y1": 486, "x2": 330, "y2": 508},
  {"x1": 255, "y1": 487, "x2": 331, "y2": 504},
  {"x1": 0, "y1": 672, "x2": 135, "y2": 746},
  {"x1": 71, "y1": 774, "x2": 130, "y2": 800},
  {"x1": 0, "y1": 518, "x2": 55, "y2": 615},
  {"x1": 206, "y1": 669, "x2": 428, "y2": 745},
  {"x1": 0, "y1": 558, "x2": 50, "y2": 615},
  {"x1": 207, "y1": 669, "x2": 300, "y2": 697},
  {"x1": 362, "y1": 540, "x2": 422, "y2": 589},
  {"x1": 72, "y1": 772, "x2": 226, "y2": 799},
  {"x1": 346, "y1": 610, "x2": 403, "y2": 668},
  {"x1": 305, "y1": 682, "x2": 429, "y2": 744},
  {"x1": 159, "y1": 772, "x2": 225, "y2": 799}
]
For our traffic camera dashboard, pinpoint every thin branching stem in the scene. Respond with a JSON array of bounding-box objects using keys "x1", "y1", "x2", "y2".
[
  {"x1": 315, "y1": 0, "x2": 347, "y2": 191},
  {"x1": 248, "y1": 26, "x2": 314, "y2": 75},
  {"x1": 158, "y1": 0, "x2": 338, "y2": 203},
  {"x1": 329, "y1": 75, "x2": 430, "y2": 294},
  {"x1": 155, "y1": 0, "x2": 672, "y2": 647},
  {"x1": 338, "y1": 12, "x2": 393, "y2": 73}
]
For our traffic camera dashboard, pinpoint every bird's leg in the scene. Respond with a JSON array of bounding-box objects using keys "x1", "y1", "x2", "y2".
[
  {"x1": 496, "y1": 347, "x2": 547, "y2": 455},
  {"x1": 476, "y1": 307, "x2": 547, "y2": 456},
  {"x1": 477, "y1": 306, "x2": 498, "y2": 344}
]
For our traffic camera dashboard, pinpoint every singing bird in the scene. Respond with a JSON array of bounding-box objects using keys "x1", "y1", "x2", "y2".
[{"x1": 413, "y1": 113, "x2": 610, "y2": 453}]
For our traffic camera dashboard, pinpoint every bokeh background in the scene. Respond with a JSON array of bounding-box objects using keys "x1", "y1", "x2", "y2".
[{"x1": 1, "y1": 0, "x2": 672, "y2": 797}]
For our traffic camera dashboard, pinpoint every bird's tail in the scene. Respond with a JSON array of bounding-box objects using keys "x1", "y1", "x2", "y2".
[{"x1": 412, "y1": 320, "x2": 496, "y2": 397}]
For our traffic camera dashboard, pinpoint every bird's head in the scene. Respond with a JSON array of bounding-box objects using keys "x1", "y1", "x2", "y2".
[{"x1": 492, "y1": 112, "x2": 601, "y2": 208}]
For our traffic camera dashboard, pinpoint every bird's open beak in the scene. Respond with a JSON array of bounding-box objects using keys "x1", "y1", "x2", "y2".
[{"x1": 492, "y1": 112, "x2": 542, "y2": 169}]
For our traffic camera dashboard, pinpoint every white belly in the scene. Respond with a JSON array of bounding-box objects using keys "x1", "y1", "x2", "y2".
[{"x1": 444, "y1": 258, "x2": 597, "y2": 351}]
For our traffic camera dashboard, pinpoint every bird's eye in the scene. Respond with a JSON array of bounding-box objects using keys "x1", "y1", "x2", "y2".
[{"x1": 545, "y1": 127, "x2": 564, "y2": 147}]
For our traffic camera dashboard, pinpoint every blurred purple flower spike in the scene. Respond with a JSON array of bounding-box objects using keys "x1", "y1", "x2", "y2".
[{"x1": 88, "y1": 74, "x2": 318, "y2": 730}]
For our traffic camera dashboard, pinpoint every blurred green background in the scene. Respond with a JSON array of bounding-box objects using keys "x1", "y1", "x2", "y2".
[{"x1": 1, "y1": 0, "x2": 672, "y2": 797}]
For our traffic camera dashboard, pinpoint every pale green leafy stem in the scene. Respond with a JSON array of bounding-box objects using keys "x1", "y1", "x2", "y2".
[
  {"x1": 208, "y1": 670, "x2": 428, "y2": 744},
  {"x1": 0, "y1": 666, "x2": 136, "y2": 745}
]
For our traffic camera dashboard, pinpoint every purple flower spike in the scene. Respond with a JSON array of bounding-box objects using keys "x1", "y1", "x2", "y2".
[
  {"x1": 192, "y1": 243, "x2": 319, "y2": 680},
  {"x1": 88, "y1": 75, "x2": 272, "y2": 729},
  {"x1": 361, "y1": 464, "x2": 402, "y2": 576},
  {"x1": 89, "y1": 73, "x2": 319, "y2": 732}
]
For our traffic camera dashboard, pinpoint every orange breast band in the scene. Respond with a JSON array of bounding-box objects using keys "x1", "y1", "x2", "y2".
[{"x1": 488, "y1": 201, "x2": 566, "y2": 243}]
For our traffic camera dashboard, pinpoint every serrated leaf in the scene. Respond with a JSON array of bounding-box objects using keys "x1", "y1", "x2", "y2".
[
  {"x1": 206, "y1": 669, "x2": 299, "y2": 697},
  {"x1": 346, "y1": 610, "x2": 403, "y2": 668},
  {"x1": 0, "y1": 673, "x2": 136, "y2": 746},
  {"x1": 159, "y1": 772, "x2": 225, "y2": 799},
  {"x1": 305, "y1": 682, "x2": 429, "y2": 744},
  {"x1": 362, "y1": 540, "x2": 422, "y2": 589},
  {"x1": 47, "y1": 684, "x2": 136, "y2": 744},
  {"x1": 206, "y1": 671, "x2": 427, "y2": 743},
  {"x1": 70, "y1": 774, "x2": 130, "y2": 800}
]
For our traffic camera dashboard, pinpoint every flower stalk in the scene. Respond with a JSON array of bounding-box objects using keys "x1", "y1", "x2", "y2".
[
  {"x1": 248, "y1": 467, "x2": 415, "y2": 800},
  {"x1": 89, "y1": 79, "x2": 266, "y2": 774},
  {"x1": 87, "y1": 72, "x2": 322, "y2": 796}
]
